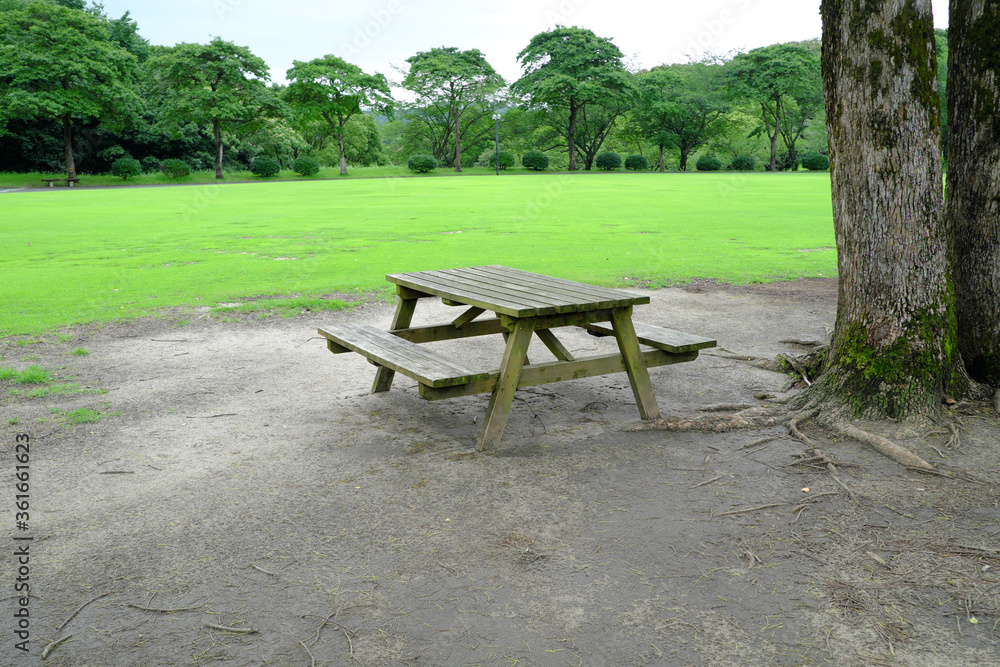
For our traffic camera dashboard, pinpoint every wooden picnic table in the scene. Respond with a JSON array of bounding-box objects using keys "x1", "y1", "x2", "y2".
[{"x1": 320, "y1": 266, "x2": 716, "y2": 451}]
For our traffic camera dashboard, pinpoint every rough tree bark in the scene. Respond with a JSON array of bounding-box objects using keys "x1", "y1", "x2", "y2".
[
  {"x1": 62, "y1": 113, "x2": 77, "y2": 181},
  {"x1": 213, "y1": 118, "x2": 225, "y2": 180},
  {"x1": 947, "y1": 0, "x2": 1000, "y2": 386},
  {"x1": 814, "y1": 0, "x2": 968, "y2": 419}
]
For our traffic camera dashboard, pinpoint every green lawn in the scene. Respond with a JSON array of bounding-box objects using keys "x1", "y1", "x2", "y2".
[{"x1": 0, "y1": 172, "x2": 835, "y2": 337}]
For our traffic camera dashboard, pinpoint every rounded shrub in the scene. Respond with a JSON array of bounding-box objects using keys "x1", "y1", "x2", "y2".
[
  {"x1": 488, "y1": 150, "x2": 515, "y2": 170},
  {"x1": 595, "y1": 152, "x2": 622, "y2": 171},
  {"x1": 160, "y1": 158, "x2": 190, "y2": 179},
  {"x1": 407, "y1": 155, "x2": 438, "y2": 173},
  {"x1": 695, "y1": 154, "x2": 723, "y2": 172},
  {"x1": 801, "y1": 152, "x2": 830, "y2": 171},
  {"x1": 624, "y1": 154, "x2": 648, "y2": 171},
  {"x1": 728, "y1": 155, "x2": 757, "y2": 171},
  {"x1": 140, "y1": 156, "x2": 161, "y2": 174},
  {"x1": 251, "y1": 156, "x2": 281, "y2": 178},
  {"x1": 110, "y1": 157, "x2": 141, "y2": 181},
  {"x1": 521, "y1": 150, "x2": 549, "y2": 171},
  {"x1": 292, "y1": 156, "x2": 321, "y2": 177}
]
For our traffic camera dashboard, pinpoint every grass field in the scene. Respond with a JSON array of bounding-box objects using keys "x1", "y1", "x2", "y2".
[{"x1": 0, "y1": 172, "x2": 836, "y2": 337}]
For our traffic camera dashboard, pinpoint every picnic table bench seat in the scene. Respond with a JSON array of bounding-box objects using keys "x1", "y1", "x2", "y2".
[
  {"x1": 318, "y1": 323, "x2": 493, "y2": 388},
  {"x1": 584, "y1": 321, "x2": 716, "y2": 354},
  {"x1": 41, "y1": 177, "x2": 80, "y2": 187}
]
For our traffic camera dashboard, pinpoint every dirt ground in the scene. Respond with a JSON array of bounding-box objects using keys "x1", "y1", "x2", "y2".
[{"x1": 2, "y1": 279, "x2": 998, "y2": 666}]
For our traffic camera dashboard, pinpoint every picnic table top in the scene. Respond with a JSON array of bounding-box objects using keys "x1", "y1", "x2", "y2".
[{"x1": 386, "y1": 265, "x2": 649, "y2": 318}]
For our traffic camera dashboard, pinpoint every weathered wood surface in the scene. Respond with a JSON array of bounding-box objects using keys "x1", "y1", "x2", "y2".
[
  {"x1": 585, "y1": 321, "x2": 717, "y2": 353},
  {"x1": 419, "y1": 349, "x2": 698, "y2": 401},
  {"x1": 477, "y1": 317, "x2": 535, "y2": 451},
  {"x1": 372, "y1": 297, "x2": 419, "y2": 392},
  {"x1": 387, "y1": 265, "x2": 648, "y2": 317},
  {"x1": 610, "y1": 308, "x2": 661, "y2": 420},
  {"x1": 318, "y1": 324, "x2": 491, "y2": 388}
]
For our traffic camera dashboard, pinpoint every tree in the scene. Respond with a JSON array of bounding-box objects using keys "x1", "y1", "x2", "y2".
[
  {"x1": 946, "y1": 0, "x2": 1000, "y2": 386},
  {"x1": 513, "y1": 26, "x2": 631, "y2": 171},
  {"x1": 402, "y1": 47, "x2": 504, "y2": 172},
  {"x1": 634, "y1": 64, "x2": 729, "y2": 172},
  {"x1": 286, "y1": 55, "x2": 392, "y2": 175},
  {"x1": 813, "y1": 0, "x2": 974, "y2": 422},
  {"x1": 0, "y1": 1, "x2": 139, "y2": 180},
  {"x1": 149, "y1": 38, "x2": 281, "y2": 179},
  {"x1": 727, "y1": 43, "x2": 821, "y2": 172}
]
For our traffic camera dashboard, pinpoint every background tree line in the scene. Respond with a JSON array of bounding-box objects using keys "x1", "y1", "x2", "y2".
[{"x1": 0, "y1": 0, "x2": 948, "y2": 178}]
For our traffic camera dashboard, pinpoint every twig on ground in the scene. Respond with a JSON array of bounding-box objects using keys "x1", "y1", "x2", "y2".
[
  {"x1": 57, "y1": 591, "x2": 112, "y2": 630},
  {"x1": 690, "y1": 476, "x2": 722, "y2": 489},
  {"x1": 946, "y1": 421, "x2": 961, "y2": 449},
  {"x1": 250, "y1": 563, "x2": 276, "y2": 576},
  {"x1": 825, "y1": 462, "x2": 857, "y2": 500},
  {"x1": 205, "y1": 623, "x2": 258, "y2": 634},
  {"x1": 299, "y1": 641, "x2": 316, "y2": 667},
  {"x1": 716, "y1": 502, "x2": 787, "y2": 517},
  {"x1": 125, "y1": 604, "x2": 201, "y2": 613},
  {"x1": 41, "y1": 634, "x2": 74, "y2": 659},
  {"x1": 738, "y1": 436, "x2": 787, "y2": 450}
]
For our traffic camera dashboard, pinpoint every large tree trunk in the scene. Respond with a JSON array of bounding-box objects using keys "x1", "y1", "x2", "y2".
[
  {"x1": 213, "y1": 118, "x2": 224, "y2": 179},
  {"x1": 658, "y1": 144, "x2": 665, "y2": 173},
  {"x1": 567, "y1": 99, "x2": 578, "y2": 171},
  {"x1": 453, "y1": 103, "x2": 462, "y2": 172},
  {"x1": 947, "y1": 0, "x2": 1000, "y2": 385},
  {"x1": 815, "y1": 0, "x2": 966, "y2": 419},
  {"x1": 62, "y1": 113, "x2": 76, "y2": 180},
  {"x1": 767, "y1": 98, "x2": 781, "y2": 172},
  {"x1": 337, "y1": 131, "x2": 348, "y2": 176}
]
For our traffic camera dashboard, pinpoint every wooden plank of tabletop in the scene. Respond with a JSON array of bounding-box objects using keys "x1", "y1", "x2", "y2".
[
  {"x1": 446, "y1": 267, "x2": 600, "y2": 314},
  {"x1": 457, "y1": 266, "x2": 636, "y2": 311},
  {"x1": 388, "y1": 270, "x2": 556, "y2": 316},
  {"x1": 477, "y1": 266, "x2": 648, "y2": 305}
]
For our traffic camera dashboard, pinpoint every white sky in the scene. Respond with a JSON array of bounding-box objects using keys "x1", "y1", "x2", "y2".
[{"x1": 98, "y1": 0, "x2": 952, "y2": 85}]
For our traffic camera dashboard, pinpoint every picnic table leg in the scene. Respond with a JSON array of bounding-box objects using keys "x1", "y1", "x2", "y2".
[
  {"x1": 610, "y1": 307, "x2": 662, "y2": 420},
  {"x1": 476, "y1": 317, "x2": 534, "y2": 451},
  {"x1": 372, "y1": 297, "x2": 418, "y2": 393}
]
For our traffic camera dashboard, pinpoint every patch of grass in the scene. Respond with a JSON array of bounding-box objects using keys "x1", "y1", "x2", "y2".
[
  {"x1": 71, "y1": 347, "x2": 89, "y2": 356},
  {"x1": 6, "y1": 417, "x2": 19, "y2": 426},
  {"x1": 12, "y1": 382, "x2": 106, "y2": 398},
  {"x1": 0, "y1": 364, "x2": 52, "y2": 384},
  {"x1": 62, "y1": 408, "x2": 103, "y2": 424},
  {"x1": 1, "y1": 173, "x2": 836, "y2": 336}
]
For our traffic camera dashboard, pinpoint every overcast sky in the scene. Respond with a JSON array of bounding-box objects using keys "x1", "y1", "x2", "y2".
[{"x1": 96, "y1": 0, "x2": 952, "y2": 85}]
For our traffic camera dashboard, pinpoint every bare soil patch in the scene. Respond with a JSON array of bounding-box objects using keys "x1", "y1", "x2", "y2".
[{"x1": 2, "y1": 279, "x2": 998, "y2": 666}]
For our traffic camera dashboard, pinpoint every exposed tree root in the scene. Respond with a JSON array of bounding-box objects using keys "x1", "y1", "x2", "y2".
[
  {"x1": 994, "y1": 389, "x2": 1000, "y2": 415},
  {"x1": 633, "y1": 402, "x2": 938, "y2": 472},
  {"x1": 627, "y1": 407, "x2": 783, "y2": 433}
]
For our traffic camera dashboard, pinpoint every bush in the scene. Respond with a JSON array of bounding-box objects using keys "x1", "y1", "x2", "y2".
[
  {"x1": 624, "y1": 154, "x2": 648, "y2": 171},
  {"x1": 696, "y1": 154, "x2": 722, "y2": 172},
  {"x1": 407, "y1": 155, "x2": 438, "y2": 173},
  {"x1": 160, "y1": 159, "x2": 190, "y2": 179},
  {"x1": 728, "y1": 155, "x2": 757, "y2": 171},
  {"x1": 110, "y1": 157, "x2": 141, "y2": 181},
  {"x1": 521, "y1": 150, "x2": 549, "y2": 171},
  {"x1": 488, "y1": 150, "x2": 515, "y2": 170},
  {"x1": 801, "y1": 152, "x2": 830, "y2": 171},
  {"x1": 140, "y1": 156, "x2": 161, "y2": 174},
  {"x1": 251, "y1": 156, "x2": 281, "y2": 178},
  {"x1": 595, "y1": 152, "x2": 622, "y2": 171},
  {"x1": 292, "y1": 156, "x2": 321, "y2": 177}
]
